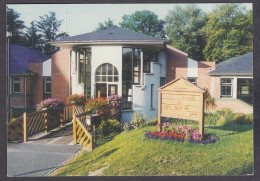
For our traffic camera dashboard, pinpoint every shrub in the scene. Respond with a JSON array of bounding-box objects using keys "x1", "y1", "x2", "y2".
[
  {"x1": 37, "y1": 98, "x2": 65, "y2": 114},
  {"x1": 66, "y1": 94, "x2": 87, "y2": 105},
  {"x1": 85, "y1": 98, "x2": 111, "y2": 120},
  {"x1": 215, "y1": 109, "x2": 234, "y2": 126},
  {"x1": 204, "y1": 88, "x2": 217, "y2": 113},
  {"x1": 233, "y1": 113, "x2": 253, "y2": 124},
  {"x1": 97, "y1": 119, "x2": 122, "y2": 137},
  {"x1": 130, "y1": 112, "x2": 145, "y2": 129},
  {"x1": 146, "y1": 117, "x2": 158, "y2": 126},
  {"x1": 205, "y1": 113, "x2": 219, "y2": 125},
  {"x1": 122, "y1": 122, "x2": 131, "y2": 131}
]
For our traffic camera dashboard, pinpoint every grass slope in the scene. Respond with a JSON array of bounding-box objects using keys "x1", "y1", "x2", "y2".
[{"x1": 54, "y1": 124, "x2": 253, "y2": 176}]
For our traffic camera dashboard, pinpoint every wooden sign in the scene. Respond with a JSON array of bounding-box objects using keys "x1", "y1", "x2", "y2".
[{"x1": 157, "y1": 77, "x2": 205, "y2": 136}]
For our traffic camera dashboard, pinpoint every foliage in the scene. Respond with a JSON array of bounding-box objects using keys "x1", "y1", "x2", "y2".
[
  {"x1": 130, "y1": 112, "x2": 146, "y2": 129},
  {"x1": 23, "y1": 21, "x2": 42, "y2": 51},
  {"x1": 168, "y1": 118, "x2": 198, "y2": 125},
  {"x1": 122, "y1": 122, "x2": 131, "y2": 132},
  {"x1": 233, "y1": 113, "x2": 253, "y2": 125},
  {"x1": 120, "y1": 10, "x2": 165, "y2": 39},
  {"x1": 66, "y1": 94, "x2": 87, "y2": 105},
  {"x1": 145, "y1": 117, "x2": 158, "y2": 126},
  {"x1": 165, "y1": 5, "x2": 207, "y2": 61},
  {"x1": 95, "y1": 18, "x2": 116, "y2": 31},
  {"x1": 203, "y1": 4, "x2": 252, "y2": 62},
  {"x1": 7, "y1": 7, "x2": 26, "y2": 45},
  {"x1": 36, "y1": 98, "x2": 65, "y2": 114},
  {"x1": 36, "y1": 11, "x2": 69, "y2": 55},
  {"x1": 204, "y1": 88, "x2": 216, "y2": 112},
  {"x1": 107, "y1": 94, "x2": 123, "y2": 109},
  {"x1": 215, "y1": 109, "x2": 234, "y2": 126},
  {"x1": 85, "y1": 98, "x2": 111, "y2": 120},
  {"x1": 97, "y1": 119, "x2": 122, "y2": 138},
  {"x1": 53, "y1": 124, "x2": 253, "y2": 176}
]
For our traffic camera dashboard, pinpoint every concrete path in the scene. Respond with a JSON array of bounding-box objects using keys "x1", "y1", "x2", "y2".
[{"x1": 7, "y1": 122, "x2": 81, "y2": 177}]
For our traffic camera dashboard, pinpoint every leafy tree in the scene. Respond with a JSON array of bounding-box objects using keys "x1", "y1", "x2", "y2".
[
  {"x1": 37, "y1": 11, "x2": 69, "y2": 55},
  {"x1": 23, "y1": 21, "x2": 42, "y2": 50},
  {"x1": 165, "y1": 5, "x2": 207, "y2": 61},
  {"x1": 95, "y1": 18, "x2": 115, "y2": 31},
  {"x1": 119, "y1": 10, "x2": 165, "y2": 39},
  {"x1": 7, "y1": 8, "x2": 26, "y2": 45},
  {"x1": 203, "y1": 4, "x2": 252, "y2": 62}
]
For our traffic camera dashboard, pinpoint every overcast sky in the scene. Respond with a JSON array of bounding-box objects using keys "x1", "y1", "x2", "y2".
[{"x1": 8, "y1": 3, "x2": 252, "y2": 36}]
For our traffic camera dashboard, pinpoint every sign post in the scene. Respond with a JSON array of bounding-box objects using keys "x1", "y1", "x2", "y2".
[{"x1": 157, "y1": 77, "x2": 205, "y2": 136}]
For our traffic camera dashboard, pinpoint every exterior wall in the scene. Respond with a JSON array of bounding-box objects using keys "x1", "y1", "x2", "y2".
[
  {"x1": 51, "y1": 49, "x2": 70, "y2": 100},
  {"x1": 187, "y1": 58, "x2": 198, "y2": 77},
  {"x1": 28, "y1": 62, "x2": 44, "y2": 106},
  {"x1": 197, "y1": 61, "x2": 216, "y2": 96},
  {"x1": 214, "y1": 98, "x2": 253, "y2": 113},
  {"x1": 10, "y1": 76, "x2": 25, "y2": 108},
  {"x1": 166, "y1": 45, "x2": 188, "y2": 82}
]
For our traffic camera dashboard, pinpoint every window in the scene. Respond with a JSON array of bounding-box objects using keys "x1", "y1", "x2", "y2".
[
  {"x1": 95, "y1": 63, "x2": 118, "y2": 83},
  {"x1": 237, "y1": 78, "x2": 253, "y2": 104},
  {"x1": 160, "y1": 77, "x2": 166, "y2": 87},
  {"x1": 151, "y1": 84, "x2": 154, "y2": 108},
  {"x1": 44, "y1": 77, "x2": 51, "y2": 93},
  {"x1": 221, "y1": 78, "x2": 233, "y2": 97},
  {"x1": 187, "y1": 77, "x2": 197, "y2": 85},
  {"x1": 12, "y1": 77, "x2": 20, "y2": 93}
]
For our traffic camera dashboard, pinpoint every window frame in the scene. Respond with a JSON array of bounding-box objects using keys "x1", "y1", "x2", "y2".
[
  {"x1": 187, "y1": 77, "x2": 197, "y2": 85},
  {"x1": 12, "y1": 76, "x2": 20, "y2": 94},
  {"x1": 95, "y1": 63, "x2": 119, "y2": 83},
  {"x1": 44, "y1": 76, "x2": 52, "y2": 94},
  {"x1": 220, "y1": 78, "x2": 233, "y2": 97}
]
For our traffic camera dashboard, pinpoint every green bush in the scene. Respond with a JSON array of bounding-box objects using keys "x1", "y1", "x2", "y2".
[
  {"x1": 122, "y1": 122, "x2": 131, "y2": 132},
  {"x1": 215, "y1": 109, "x2": 234, "y2": 126},
  {"x1": 97, "y1": 119, "x2": 122, "y2": 138},
  {"x1": 205, "y1": 113, "x2": 219, "y2": 125},
  {"x1": 233, "y1": 113, "x2": 253, "y2": 124},
  {"x1": 146, "y1": 117, "x2": 158, "y2": 126},
  {"x1": 130, "y1": 112, "x2": 145, "y2": 129}
]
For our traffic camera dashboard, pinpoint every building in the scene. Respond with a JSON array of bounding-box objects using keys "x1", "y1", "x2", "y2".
[
  {"x1": 10, "y1": 44, "x2": 51, "y2": 113},
  {"x1": 50, "y1": 27, "x2": 252, "y2": 122}
]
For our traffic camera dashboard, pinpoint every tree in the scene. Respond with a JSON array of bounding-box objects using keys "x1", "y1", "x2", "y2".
[
  {"x1": 203, "y1": 4, "x2": 252, "y2": 62},
  {"x1": 37, "y1": 11, "x2": 69, "y2": 55},
  {"x1": 23, "y1": 21, "x2": 42, "y2": 50},
  {"x1": 165, "y1": 5, "x2": 207, "y2": 61},
  {"x1": 95, "y1": 18, "x2": 115, "y2": 31},
  {"x1": 119, "y1": 10, "x2": 165, "y2": 39},
  {"x1": 7, "y1": 8, "x2": 26, "y2": 45}
]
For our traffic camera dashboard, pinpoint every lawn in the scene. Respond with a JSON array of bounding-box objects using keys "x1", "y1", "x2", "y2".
[{"x1": 53, "y1": 124, "x2": 253, "y2": 176}]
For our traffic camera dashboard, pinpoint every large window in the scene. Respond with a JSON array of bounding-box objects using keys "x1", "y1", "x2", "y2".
[
  {"x1": 12, "y1": 77, "x2": 20, "y2": 93},
  {"x1": 76, "y1": 48, "x2": 91, "y2": 98},
  {"x1": 221, "y1": 78, "x2": 233, "y2": 97},
  {"x1": 237, "y1": 78, "x2": 253, "y2": 104},
  {"x1": 95, "y1": 63, "x2": 118, "y2": 83},
  {"x1": 44, "y1": 77, "x2": 51, "y2": 93}
]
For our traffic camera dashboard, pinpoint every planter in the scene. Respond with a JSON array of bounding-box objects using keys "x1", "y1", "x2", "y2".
[
  {"x1": 47, "y1": 113, "x2": 60, "y2": 129},
  {"x1": 109, "y1": 107, "x2": 121, "y2": 122}
]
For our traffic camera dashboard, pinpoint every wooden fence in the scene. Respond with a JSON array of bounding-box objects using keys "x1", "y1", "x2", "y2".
[
  {"x1": 8, "y1": 103, "x2": 85, "y2": 142},
  {"x1": 73, "y1": 105, "x2": 93, "y2": 150}
]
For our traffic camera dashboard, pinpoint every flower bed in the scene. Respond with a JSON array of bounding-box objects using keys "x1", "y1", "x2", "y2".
[
  {"x1": 37, "y1": 98, "x2": 65, "y2": 114},
  {"x1": 144, "y1": 122, "x2": 218, "y2": 144},
  {"x1": 66, "y1": 94, "x2": 87, "y2": 105}
]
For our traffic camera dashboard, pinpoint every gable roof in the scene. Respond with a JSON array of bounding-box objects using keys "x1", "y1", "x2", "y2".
[
  {"x1": 10, "y1": 44, "x2": 50, "y2": 74},
  {"x1": 208, "y1": 52, "x2": 253, "y2": 76},
  {"x1": 158, "y1": 77, "x2": 205, "y2": 93},
  {"x1": 52, "y1": 26, "x2": 163, "y2": 43}
]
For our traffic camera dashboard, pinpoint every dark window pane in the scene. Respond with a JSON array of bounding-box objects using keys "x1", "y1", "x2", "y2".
[
  {"x1": 102, "y1": 76, "x2": 106, "y2": 82},
  {"x1": 221, "y1": 86, "x2": 232, "y2": 96},
  {"x1": 96, "y1": 76, "x2": 101, "y2": 82},
  {"x1": 96, "y1": 66, "x2": 101, "y2": 75},
  {"x1": 114, "y1": 76, "x2": 118, "y2": 82},
  {"x1": 114, "y1": 67, "x2": 118, "y2": 75},
  {"x1": 14, "y1": 83, "x2": 20, "y2": 93},
  {"x1": 46, "y1": 83, "x2": 51, "y2": 93},
  {"x1": 134, "y1": 49, "x2": 141, "y2": 59},
  {"x1": 221, "y1": 78, "x2": 232, "y2": 84},
  {"x1": 102, "y1": 64, "x2": 107, "y2": 75},
  {"x1": 123, "y1": 48, "x2": 132, "y2": 59},
  {"x1": 108, "y1": 76, "x2": 112, "y2": 82},
  {"x1": 108, "y1": 64, "x2": 113, "y2": 75},
  {"x1": 143, "y1": 60, "x2": 150, "y2": 73},
  {"x1": 13, "y1": 77, "x2": 20, "y2": 81}
]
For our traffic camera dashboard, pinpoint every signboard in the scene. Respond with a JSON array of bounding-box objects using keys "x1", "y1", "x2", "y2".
[{"x1": 157, "y1": 77, "x2": 205, "y2": 136}]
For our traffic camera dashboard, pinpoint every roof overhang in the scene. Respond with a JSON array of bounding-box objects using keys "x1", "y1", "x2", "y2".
[
  {"x1": 50, "y1": 40, "x2": 165, "y2": 49},
  {"x1": 208, "y1": 73, "x2": 253, "y2": 76}
]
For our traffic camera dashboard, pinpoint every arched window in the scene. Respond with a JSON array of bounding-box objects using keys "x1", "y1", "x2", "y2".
[{"x1": 95, "y1": 63, "x2": 119, "y2": 82}]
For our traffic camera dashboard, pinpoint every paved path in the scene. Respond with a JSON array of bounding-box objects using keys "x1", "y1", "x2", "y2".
[{"x1": 7, "y1": 122, "x2": 81, "y2": 177}]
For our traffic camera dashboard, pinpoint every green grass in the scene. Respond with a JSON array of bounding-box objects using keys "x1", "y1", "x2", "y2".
[{"x1": 53, "y1": 124, "x2": 253, "y2": 176}]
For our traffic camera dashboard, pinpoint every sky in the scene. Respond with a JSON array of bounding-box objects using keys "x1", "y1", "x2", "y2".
[{"x1": 8, "y1": 3, "x2": 252, "y2": 36}]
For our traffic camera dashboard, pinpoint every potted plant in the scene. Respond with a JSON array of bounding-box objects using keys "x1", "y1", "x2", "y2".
[{"x1": 107, "y1": 94, "x2": 123, "y2": 121}]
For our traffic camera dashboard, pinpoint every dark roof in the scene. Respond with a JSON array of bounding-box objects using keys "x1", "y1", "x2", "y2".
[
  {"x1": 208, "y1": 52, "x2": 253, "y2": 76},
  {"x1": 10, "y1": 44, "x2": 50, "y2": 74},
  {"x1": 52, "y1": 26, "x2": 162, "y2": 43}
]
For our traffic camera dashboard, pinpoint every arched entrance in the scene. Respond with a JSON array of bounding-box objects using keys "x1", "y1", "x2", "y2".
[{"x1": 95, "y1": 63, "x2": 119, "y2": 98}]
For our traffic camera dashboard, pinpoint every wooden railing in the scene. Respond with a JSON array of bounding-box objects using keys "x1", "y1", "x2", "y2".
[
  {"x1": 8, "y1": 116, "x2": 24, "y2": 142},
  {"x1": 73, "y1": 105, "x2": 93, "y2": 150},
  {"x1": 26, "y1": 110, "x2": 48, "y2": 137}
]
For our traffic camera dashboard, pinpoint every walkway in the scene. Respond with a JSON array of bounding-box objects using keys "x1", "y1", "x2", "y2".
[{"x1": 7, "y1": 122, "x2": 81, "y2": 177}]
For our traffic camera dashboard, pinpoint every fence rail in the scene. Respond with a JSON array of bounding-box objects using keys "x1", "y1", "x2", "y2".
[{"x1": 8, "y1": 116, "x2": 24, "y2": 141}]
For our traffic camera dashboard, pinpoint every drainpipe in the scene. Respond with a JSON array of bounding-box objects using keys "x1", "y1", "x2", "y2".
[
  {"x1": 164, "y1": 43, "x2": 168, "y2": 83},
  {"x1": 24, "y1": 76, "x2": 26, "y2": 110},
  {"x1": 69, "y1": 51, "x2": 71, "y2": 95},
  {"x1": 141, "y1": 50, "x2": 144, "y2": 85}
]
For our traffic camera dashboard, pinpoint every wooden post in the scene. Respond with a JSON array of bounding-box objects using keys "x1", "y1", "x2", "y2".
[
  {"x1": 98, "y1": 91, "x2": 100, "y2": 98},
  {"x1": 73, "y1": 114, "x2": 77, "y2": 144},
  {"x1": 23, "y1": 112, "x2": 27, "y2": 142},
  {"x1": 158, "y1": 91, "x2": 162, "y2": 132},
  {"x1": 60, "y1": 111, "x2": 64, "y2": 128},
  {"x1": 72, "y1": 104, "x2": 75, "y2": 116},
  {"x1": 44, "y1": 111, "x2": 48, "y2": 133},
  {"x1": 199, "y1": 93, "x2": 205, "y2": 137}
]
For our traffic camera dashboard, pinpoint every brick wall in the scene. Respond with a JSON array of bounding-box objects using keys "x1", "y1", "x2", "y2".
[
  {"x1": 28, "y1": 62, "x2": 44, "y2": 106},
  {"x1": 51, "y1": 49, "x2": 70, "y2": 101},
  {"x1": 166, "y1": 45, "x2": 188, "y2": 82}
]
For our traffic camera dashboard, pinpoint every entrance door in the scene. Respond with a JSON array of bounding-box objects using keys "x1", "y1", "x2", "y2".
[{"x1": 96, "y1": 83, "x2": 107, "y2": 98}]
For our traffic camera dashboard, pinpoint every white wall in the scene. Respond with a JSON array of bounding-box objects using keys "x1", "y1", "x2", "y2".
[
  {"x1": 187, "y1": 58, "x2": 198, "y2": 78},
  {"x1": 42, "y1": 58, "x2": 51, "y2": 76}
]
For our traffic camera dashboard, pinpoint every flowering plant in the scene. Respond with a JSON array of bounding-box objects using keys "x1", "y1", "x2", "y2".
[
  {"x1": 85, "y1": 98, "x2": 111, "y2": 120},
  {"x1": 37, "y1": 98, "x2": 65, "y2": 114},
  {"x1": 66, "y1": 94, "x2": 87, "y2": 105},
  {"x1": 107, "y1": 94, "x2": 123, "y2": 109}
]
